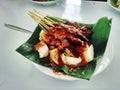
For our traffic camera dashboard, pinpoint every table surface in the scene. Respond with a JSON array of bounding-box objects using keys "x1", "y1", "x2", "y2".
[{"x1": 0, "y1": 0, "x2": 120, "y2": 90}]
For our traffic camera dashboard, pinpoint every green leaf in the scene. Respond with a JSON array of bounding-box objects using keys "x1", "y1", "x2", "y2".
[
  {"x1": 16, "y1": 16, "x2": 112, "y2": 80},
  {"x1": 16, "y1": 25, "x2": 51, "y2": 67},
  {"x1": 91, "y1": 17, "x2": 112, "y2": 57},
  {"x1": 110, "y1": 0, "x2": 118, "y2": 7}
]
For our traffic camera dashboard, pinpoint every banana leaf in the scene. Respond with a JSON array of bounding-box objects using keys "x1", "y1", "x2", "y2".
[
  {"x1": 110, "y1": 0, "x2": 118, "y2": 7},
  {"x1": 16, "y1": 16, "x2": 112, "y2": 80}
]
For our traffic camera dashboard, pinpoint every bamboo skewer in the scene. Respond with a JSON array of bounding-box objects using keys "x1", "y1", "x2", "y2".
[
  {"x1": 29, "y1": 10, "x2": 54, "y2": 31},
  {"x1": 28, "y1": 10, "x2": 89, "y2": 42},
  {"x1": 33, "y1": 9, "x2": 47, "y2": 18}
]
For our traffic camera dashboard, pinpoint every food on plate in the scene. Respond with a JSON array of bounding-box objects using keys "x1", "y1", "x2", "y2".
[
  {"x1": 16, "y1": 10, "x2": 112, "y2": 80},
  {"x1": 32, "y1": 0, "x2": 55, "y2": 2},
  {"x1": 110, "y1": 0, "x2": 120, "y2": 9},
  {"x1": 30, "y1": 10, "x2": 94, "y2": 69},
  {"x1": 117, "y1": 0, "x2": 120, "y2": 9},
  {"x1": 35, "y1": 22, "x2": 94, "y2": 68}
]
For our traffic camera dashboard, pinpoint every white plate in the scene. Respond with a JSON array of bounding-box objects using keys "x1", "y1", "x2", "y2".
[
  {"x1": 31, "y1": 0, "x2": 58, "y2": 6},
  {"x1": 107, "y1": 0, "x2": 120, "y2": 12},
  {"x1": 32, "y1": 41, "x2": 113, "y2": 81}
]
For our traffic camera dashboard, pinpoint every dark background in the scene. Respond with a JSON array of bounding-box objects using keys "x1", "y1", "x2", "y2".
[{"x1": 87, "y1": 0, "x2": 107, "y2": 1}]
